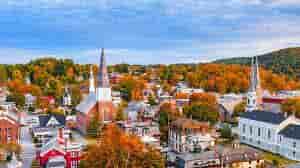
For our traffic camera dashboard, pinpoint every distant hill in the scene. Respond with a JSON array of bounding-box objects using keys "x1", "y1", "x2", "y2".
[{"x1": 215, "y1": 47, "x2": 300, "y2": 78}]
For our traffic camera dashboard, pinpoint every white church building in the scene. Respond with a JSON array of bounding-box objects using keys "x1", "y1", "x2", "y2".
[
  {"x1": 239, "y1": 111, "x2": 300, "y2": 161},
  {"x1": 239, "y1": 56, "x2": 300, "y2": 161}
]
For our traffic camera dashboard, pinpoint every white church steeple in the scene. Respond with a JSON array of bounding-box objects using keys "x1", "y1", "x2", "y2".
[
  {"x1": 89, "y1": 66, "x2": 95, "y2": 93},
  {"x1": 246, "y1": 56, "x2": 261, "y2": 112}
]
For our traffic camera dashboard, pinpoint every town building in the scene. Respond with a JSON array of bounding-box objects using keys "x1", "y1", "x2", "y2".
[
  {"x1": 62, "y1": 86, "x2": 72, "y2": 107},
  {"x1": 124, "y1": 101, "x2": 158, "y2": 121},
  {"x1": 37, "y1": 128, "x2": 82, "y2": 168},
  {"x1": 239, "y1": 110, "x2": 300, "y2": 161},
  {"x1": 0, "y1": 105, "x2": 20, "y2": 144},
  {"x1": 117, "y1": 121, "x2": 160, "y2": 148},
  {"x1": 76, "y1": 49, "x2": 116, "y2": 134},
  {"x1": 0, "y1": 87, "x2": 8, "y2": 102},
  {"x1": 31, "y1": 114, "x2": 66, "y2": 145},
  {"x1": 169, "y1": 118, "x2": 214, "y2": 153},
  {"x1": 112, "y1": 91, "x2": 122, "y2": 106},
  {"x1": 24, "y1": 93, "x2": 36, "y2": 110},
  {"x1": 174, "y1": 144, "x2": 264, "y2": 168}
]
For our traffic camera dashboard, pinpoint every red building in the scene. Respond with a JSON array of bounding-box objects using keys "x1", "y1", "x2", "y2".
[
  {"x1": 0, "y1": 108, "x2": 20, "y2": 144},
  {"x1": 37, "y1": 128, "x2": 82, "y2": 168},
  {"x1": 76, "y1": 48, "x2": 116, "y2": 134}
]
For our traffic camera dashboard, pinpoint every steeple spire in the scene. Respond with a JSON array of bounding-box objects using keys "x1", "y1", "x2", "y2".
[
  {"x1": 98, "y1": 48, "x2": 110, "y2": 88},
  {"x1": 89, "y1": 66, "x2": 95, "y2": 93},
  {"x1": 246, "y1": 56, "x2": 261, "y2": 112}
]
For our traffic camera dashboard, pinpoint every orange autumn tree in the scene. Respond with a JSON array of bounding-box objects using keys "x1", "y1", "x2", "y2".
[
  {"x1": 190, "y1": 93, "x2": 217, "y2": 105},
  {"x1": 186, "y1": 64, "x2": 300, "y2": 93},
  {"x1": 175, "y1": 92, "x2": 189, "y2": 99},
  {"x1": 81, "y1": 124, "x2": 164, "y2": 168}
]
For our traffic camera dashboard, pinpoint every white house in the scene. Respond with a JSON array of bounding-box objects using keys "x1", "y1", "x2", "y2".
[
  {"x1": 169, "y1": 118, "x2": 214, "y2": 153},
  {"x1": 239, "y1": 110, "x2": 300, "y2": 161}
]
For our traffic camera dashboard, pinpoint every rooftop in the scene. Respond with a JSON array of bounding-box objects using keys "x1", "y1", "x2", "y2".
[
  {"x1": 171, "y1": 118, "x2": 209, "y2": 130},
  {"x1": 279, "y1": 124, "x2": 300, "y2": 140},
  {"x1": 240, "y1": 110, "x2": 287, "y2": 124}
]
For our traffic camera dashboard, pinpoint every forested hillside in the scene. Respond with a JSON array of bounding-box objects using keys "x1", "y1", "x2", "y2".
[
  {"x1": 215, "y1": 47, "x2": 300, "y2": 78},
  {"x1": 0, "y1": 57, "x2": 299, "y2": 109}
]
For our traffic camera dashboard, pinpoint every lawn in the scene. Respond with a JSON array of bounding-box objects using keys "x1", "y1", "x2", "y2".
[{"x1": 262, "y1": 151, "x2": 298, "y2": 167}]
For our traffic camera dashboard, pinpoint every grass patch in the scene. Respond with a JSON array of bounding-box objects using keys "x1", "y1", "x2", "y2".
[
  {"x1": 84, "y1": 137, "x2": 98, "y2": 145},
  {"x1": 262, "y1": 151, "x2": 298, "y2": 166}
]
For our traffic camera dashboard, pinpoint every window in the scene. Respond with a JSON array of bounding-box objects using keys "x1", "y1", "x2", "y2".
[
  {"x1": 293, "y1": 151, "x2": 296, "y2": 158},
  {"x1": 268, "y1": 129, "x2": 271, "y2": 139},
  {"x1": 293, "y1": 142, "x2": 297, "y2": 148},
  {"x1": 243, "y1": 124, "x2": 246, "y2": 133},
  {"x1": 250, "y1": 126, "x2": 253, "y2": 135},
  {"x1": 71, "y1": 152, "x2": 77, "y2": 157},
  {"x1": 279, "y1": 136, "x2": 282, "y2": 142},
  {"x1": 71, "y1": 160, "x2": 78, "y2": 168},
  {"x1": 258, "y1": 128, "x2": 261, "y2": 137},
  {"x1": 6, "y1": 128, "x2": 12, "y2": 141}
]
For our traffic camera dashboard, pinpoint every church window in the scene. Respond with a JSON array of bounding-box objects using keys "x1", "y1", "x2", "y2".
[
  {"x1": 279, "y1": 136, "x2": 282, "y2": 142},
  {"x1": 268, "y1": 130, "x2": 271, "y2": 139},
  {"x1": 293, "y1": 142, "x2": 297, "y2": 148}
]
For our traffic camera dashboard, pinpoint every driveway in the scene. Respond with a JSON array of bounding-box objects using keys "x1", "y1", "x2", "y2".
[{"x1": 20, "y1": 126, "x2": 36, "y2": 168}]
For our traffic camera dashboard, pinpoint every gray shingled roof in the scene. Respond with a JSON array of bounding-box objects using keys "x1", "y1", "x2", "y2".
[
  {"x1": 39, "y1": 114, "x2": 65, "y2": 127},
  {"x1": 240, "y1": 110, "x2": 286, "y2": 124},
  {"x1": 279, "y1": 124, "x2": 300, "y2": 140}
]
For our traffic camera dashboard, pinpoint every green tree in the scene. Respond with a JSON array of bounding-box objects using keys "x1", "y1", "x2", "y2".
[
  {"x1": 158, "y1": 103, "x2": 180, "y2": 143},
  {"x1": 0, "y1": 65, "x2": 8, "y2": 83},
  {"x1": 6, "y1": 93, "x2": 25, "y2": 108},
  {"x1": 184, "y1": 103, "x2": 219, "y2": 124},
  {"x1": 220, "y1": 124, "x2": 233, "y2": 140},
  {"x1": 233, "y1": 101, "x2": 246, "y2": 117},
  {"x1": 148, "y1": 95, "x2": 157, "y2": 106}
]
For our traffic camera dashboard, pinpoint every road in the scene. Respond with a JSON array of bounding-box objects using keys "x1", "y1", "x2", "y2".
[{"x1": 20, "y1": 126, "x2": 36, "y2": 168}]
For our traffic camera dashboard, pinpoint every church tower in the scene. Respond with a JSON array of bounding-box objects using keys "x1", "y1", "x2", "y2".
[
  {"x1": 246, "y1": 56, "x2": 262, "y2": 112},
  {"x1": 89, "y1": 66, "x2": 95, "y2": 93},
  {"x1": 96, "y1": 48, "x2": 112, "y2": 101},
  {"x1": 96, "y1": 48, "x2": 114, "y2": 122}
]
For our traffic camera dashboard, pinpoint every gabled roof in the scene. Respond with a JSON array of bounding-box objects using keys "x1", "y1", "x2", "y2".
[
  {"x1": 39, "y1": 114, "x2": 65, "y2": 127},
  {"x1": 279, "y1": 124, "x2": 300, "y2": 140},
  {"x1": 171, "y1": 118, "x2": 209, "y2": 130},
  {"x1": 240, "y1": 110, "x2": 286, "y2": 124},
  {"x1": 76, "y1": 93, "x2": 97, "y2": 114}
]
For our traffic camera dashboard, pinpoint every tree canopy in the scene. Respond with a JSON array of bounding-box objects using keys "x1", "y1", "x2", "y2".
[{"x1": 81, "y1": 124, "x2": 164, "y2": 168}]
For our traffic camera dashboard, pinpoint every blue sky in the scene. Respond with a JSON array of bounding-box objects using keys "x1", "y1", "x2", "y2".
[{"x1": 0, "y1": 0, "x2": 300, "y2": 64}]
